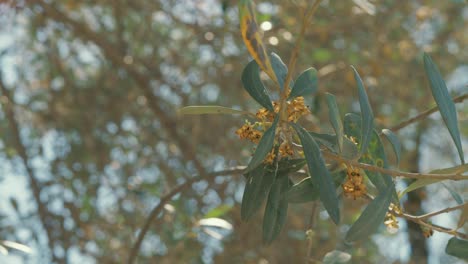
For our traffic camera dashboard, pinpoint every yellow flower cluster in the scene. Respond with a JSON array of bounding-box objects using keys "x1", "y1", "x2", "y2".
[
  {"x1": 342, "y1": 167, "x2": 367, "y2": 200},
  {"x1": 384, "y1": 213, "x2": 399, "y2": 230},
  {"x1": 235, "y1": 122, "x2": 263, "y2": 144},
  {"x1": 286, "y1": 96, "x2": 310, "y2": 122},
  {"x1": 255, "y1": 97, "x2": 310, "y2": 122},
  {"x1": 263, "y1": 142, "x2": 294, "y2": 164}
]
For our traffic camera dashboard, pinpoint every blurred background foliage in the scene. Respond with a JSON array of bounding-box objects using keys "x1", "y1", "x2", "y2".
[{"x1": 0, "y1": 0, "x2": 466, "y2": 263}]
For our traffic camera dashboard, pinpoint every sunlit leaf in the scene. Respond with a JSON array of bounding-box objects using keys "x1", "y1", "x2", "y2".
[
  {"x1": 239, "y1": 0, "x2": 277, "y2": 82},
  {"x1": 204, "y1": 204, "x2": 233, "y2": 218},
  {"x1": 289, "y1": 67, "x2": 318, "y2": 99},
  {"x1": 323, "y1": 250, "x2": 352, "y2": 264},
  {"x1": 270, "y1": 52, "x2": 289, "y2": 90},
  {"x1": 351, "y1": 66, "x2": 374, "y2": 155},
  {"x1": 1, "y1": 241, "x2": 32, "y2": 254},
  {"x1": 263, "y1": 174, "x2": 289, "y2": 244},
  {"x1": 345, "y1": 185, "x2": 393, "y2": 242},
  {"x1": 178, "y1": 106, "x2": 249, "y2": 115},
  {"x1": 423, "y1": 53, "x2": 464, "y2": 164},
  {"x1": 245, "y1": 116, "x2": 278, "y2": 172},
  {"x1": 198, "y1": 218, "x2": 233, "y2": 230},
  {"x1": 292, "y1": 123, "x2": 340, "y2": 224},
  {"x1": 445, "y1": 237, "x2": 468, "y2": 259},
  {"x1": 285, "y1": 177, "x2": 319, "y2": 203},
  {"x1": 326, "y1": 93, "x2": 344, "y2": 152},
  {"x1": 381, "y1": 129, "x2": 401, "y2": 165},
  {"x1": 241, "y1": 60, "x2": 274, "y2": 111},
  {"x1": 241, "y1": 165, "x2": 275, "y2": 221}
]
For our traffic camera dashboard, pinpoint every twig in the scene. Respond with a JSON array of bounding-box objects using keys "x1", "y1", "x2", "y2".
[
  {"x1": 127, "y1": 167, "x2": 245, "y2": 264},
  {"x1": 305, "y1": 201, "x2": 319, "y2": 263},
  {"x1": 390, "y1": 209, "x2": 468, "y2": 240},
  {"x1": 416, "y1": 202, "x2": 467, "y2": 220},
  {"x1": 0, "y1": 72, "x2": 58, "y2": 260},
  {"x1": 323, "y1": 152, "x2": 466, "y2": 180},
  {"x1": 389, "y1": 93, "x2": 468, "y2": 132}
]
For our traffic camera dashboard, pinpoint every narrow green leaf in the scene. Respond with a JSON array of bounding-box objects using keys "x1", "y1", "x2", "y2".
[
  {"x1": 441, "y1": 182, "x2": 464, "y2": 205},
  {"x1": 178, "y1": 106, "x2": 248, "y2": 115},
  {"x1": 241, "y1": 59, "x2": 274, "y2": 111},
  {"x1": 289, "y1": 67, "x2": 318, "y2": 99},
  {"x1": 351, "y1": 66, "x2": 374, "y2": 155},
  {"x1": 326, "y1": 93, "x2": 344, "y2": 152},
  {"x1": 204, "y1": 204, "x2": 233, "y2": 218},
  {"x1": 323, "y1": 250, "x2": 352, "y2": 264},
  {"x1": 245, "y1": 117, "x2": 278, "y2": 172},
  {"x1": 241, "y1": 165, "x2": 275, "y2": 221},
  {"x1": 341, "y1": 136, "x2": 359, "y2": 160},
  {"x1": 423, "y1": 53, "x2": 464, "y2": 164},
  {"x1": 270, "y1": 52, "x2": 289, "y2": 90},
  {"x1": 292, "y1": 123, "x2": 340, "y2": 224},
  {"x1": 273, "y1": 158, "x2": 306, "y2": 175},
  {"x1": 381, "y1": 129, "x2": 401, "y2": 165},
  {"x1": 263, "y1": 175, "x2": 289, "y2": 244},
  {"x1": 399, "y1": 164, "x2": 468, "y2": 197},
  {"x1": 445, "y1": 237, "x2": 468, "y2": 259},
  {"x1": 308, "y1": 131, "x2": 338, "y2": 152},
  {"x1": 285, "y1": 177, "x2": 319, "y2": 203},
  {"x1": 457, "y1": 205, "x2": 467, "y2": 229},
  {"x1": 344, "y1": 113, "x2": 393, "y2": 194},
  {"x1": 345, "y1": 185, "x2": 393, "y2": 242}
]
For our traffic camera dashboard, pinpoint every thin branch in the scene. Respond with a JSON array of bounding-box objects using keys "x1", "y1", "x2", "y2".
[
  {"x1": 416, "y1": 202, "x2": 467, "y2": 220},
  {"x1": 0, "y1": 73, "x2": 58, "y2": 260},
  {"x1": 323, "y1": 152, "x2": 466, "y2": 180},
  {"x1": 127, "y1": 167, "x2": 245, "y2": 264},
  {"x1": 389, "y1": 93, "x2": 468, "y2": 132},
  {"x1": 390, "y1": 209, "x2": 468, "y2": 240},
  {"x1": 34, "y1": 0, "x2": 208, "y2": 177},
  {"x1": 279, "y1": 0, "x2": 323, "y2": 123}
]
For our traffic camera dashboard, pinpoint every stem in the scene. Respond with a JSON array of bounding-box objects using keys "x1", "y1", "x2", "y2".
[
  {"x1": 323, "y1": 152, "x2": 466, "y2": 180},
  {"x1": 127, "y1": 167, "x2": 245, "y2": 264},
  {"x1": 389, "y1": 93, "x2": 468, "y2": 132},
  {"x1": 279, "y1": 0, "x2": 323, "y2": 123},
  {"x1": 416, "y1": 202, "x2": 467, "y2": 220}
]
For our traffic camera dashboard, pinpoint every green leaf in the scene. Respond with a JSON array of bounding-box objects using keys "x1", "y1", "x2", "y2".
[
  {"x1": 445, "y1": 237, "x2": 468, "y2": 259},
  {"x1": 263, "y1": 174, "x2": 289, "y2": 244},
  {"x1": 241, "y1": 59, "x2": 274, "y2": 111},
  {"x1": 441, "y1": 182, "x2": 464, "y2": 205},
  {"x1": 341, "y1": 136, "x2": 359, "y2": 160},
  {"x1": 245, "y1": 117, "x2": 278, "y2": 172},
  {"x1": 289, "y1": 67, "x2": 318, "y2": 99},
  {"x1": 457, "y1": 205, "x2": 467, "y2": 229},
  {"x1": 344, "y1": 113, "x2": 394, "y2": 195},
  {"x1": 423, "y1": 53, "x2": 464, "y2": 164},
  {"x1": 399, "y1": 164, "x2": 468, "y2": 197},
  {"x1": 292, "y1": 123, "x2": 340, "y2": 224},
  {"x1": 351, "y1": 66, "x2": 374, "y2": 155},
  {"x1": 273, "y1": 158, "x2": 306, "y2": 175},
  {"x1": 326, "y1": 93, "x2": 344, "y2": 152},
  {"x1": 270, "y1": 52, "x2": 289, "y2": 90},
  {"x1": 241, "y1": 165, "x2": 275, "y2": 221},
  {"x1": 204, "y1": 204, "x2": 233, "y2": 218},
  {"x1": 308, "y1": 131, "x2": 338, "y2": 152},
  {"x1": 381, "y1": 129, "x2": 401, "y2": 165},
  {"x1": 285, "y1": 177, "x2": 319, "y2": 203},
  {"x1": 345, "y1": 185, "x2": 393, "y2": 242},
  {"x1": 178, "y1": 106, "x2": 248, "y2": 115},
  {"x1": 323, "y1": 250, "x2": 352, "y2": 264}
]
